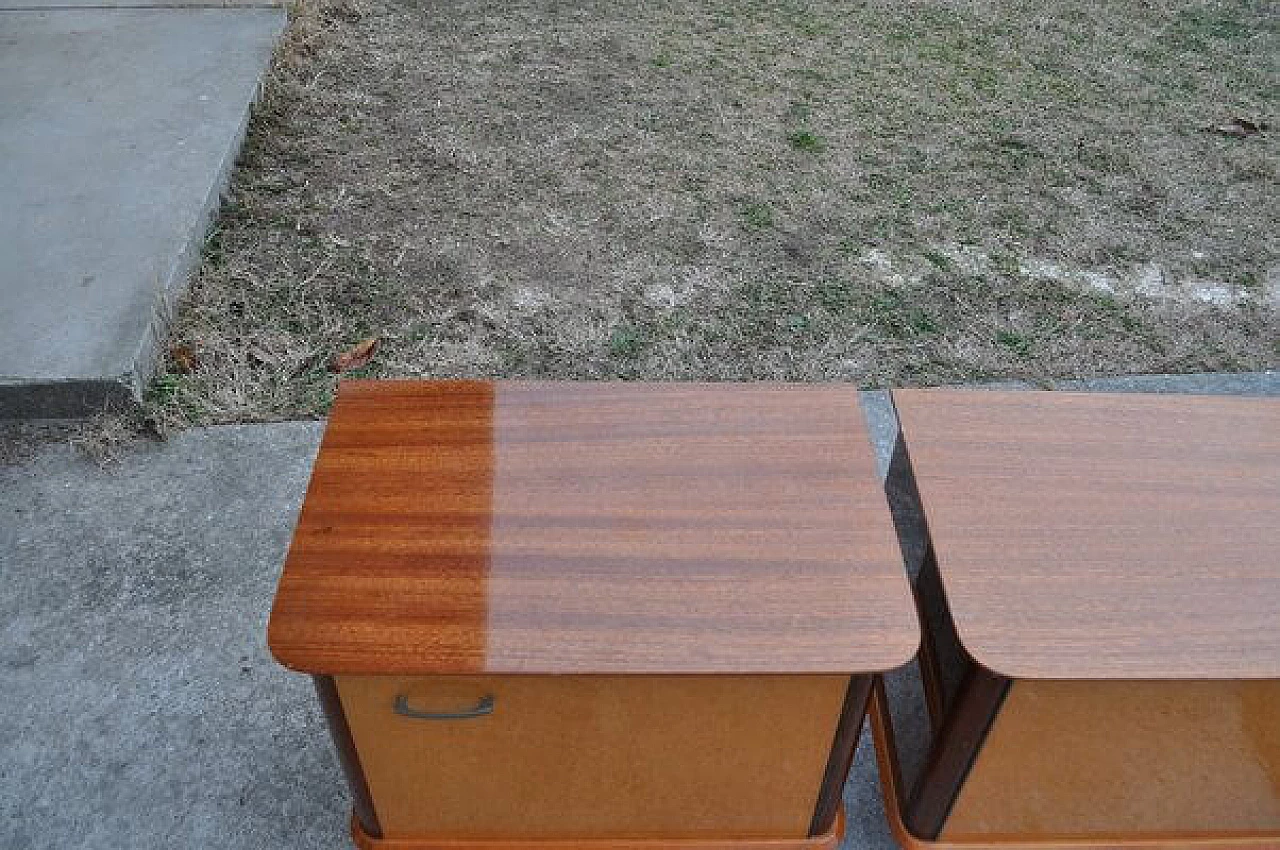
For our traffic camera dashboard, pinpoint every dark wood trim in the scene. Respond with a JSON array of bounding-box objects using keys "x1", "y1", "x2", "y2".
[
  {"x1": 867, "y1": 676, "x2": 908, "y2": 814},
  {"x1": 915, "y1": 545, "x2": 974, "y2": 724},
  {"x1": 912, "y1": 547, "x2": 945, "y2": 732},
  {"x1": 885, "y1": 433, "x2": 945, "y2": 730},
  {"x1": 314, "y1": 675, "x2": 383, "y2": 838},
  {"x1": 886, "y1": 425, "x2": 970, "y2": 729},
  {"x1": 886, "y1": 410, "x2": 1012, "y2": 840},
  {"x1": 903, "y1": 667, "x2": 1009, "y2": 840},
  {"x1": 883, "y1": 432, "x2": 930, "y2": 582},
  {"x1": 808, "y1": 674, "x2": 873, "y2": 837}
]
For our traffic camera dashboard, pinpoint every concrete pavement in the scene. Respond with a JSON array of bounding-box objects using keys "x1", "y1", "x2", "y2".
[
  {"x1": 0, "y1": 422, "x2": 347, "y2": 849},
  {"x1": 3, "y1": 0, "x2": 276, "y2": 7},
  {"x1": 0, "y1": 6, "x2": 284, "y2": 418}
]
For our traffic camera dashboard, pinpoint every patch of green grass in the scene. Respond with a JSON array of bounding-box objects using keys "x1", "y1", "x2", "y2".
[
  {"x1": 787, "y1": 129, "x2": 826, "y2": 153},
  {"x1": 203, "y1": 228, "x2": 229, "y2": 269},
  {"x1": 908, "y1": 309, "x2": 941, "y2": 336},
  {"x1": 787, "y1": 100, "x2": 812, "y2": 121},
  {"x1": 784, "y1": 312, "x2": 810, "y2": 331},
  {"x1": 837, "y1": 237, "x2": 864, "y2": 256},
  {"x1": 1236, "y1": 269, "x2": 1263, "y2": 293},
  {"x1": 795, "y1": 19, "x2": 833, "y2": 37},
  {"x1": 146, "y1": 373, "x2": 184, "y2": 408},
  {"x1": 787, "y1": 68, "x2": 827, "y2": 83},
  {"x1": 996, "y1": 329, "x2": 1032, "y2": 356},
  {"x1": 740, "y1": 201, "x2": 774, "y2": 230},
  {"x1": 144, "y1": 372, "x2": 209, "y2": 426},
  {"x1": 988, "y1": 252, "x2": 1022, "y2": 278},
  {"x1": 995, "y1": 135, "x2": 1042, "y2": 169},
  {"x1": 609, "y1": 327, "x2": 644, "y2": 358},
  {"x1": 1077, "y1": 291, "x2": 1144, "y2": 335},
  {"x1": 818, "y1": 279, "x2": 854, "y2": 311},
  {"x1": 1163, "y1": 7, "x2": 1250, "y2": 51},
  {"x1": 922, "y1": 250, "x2": 953, "y2": 270},
  {"x1": 863, "y1": 290, "x2": 941, "y2": 339}
]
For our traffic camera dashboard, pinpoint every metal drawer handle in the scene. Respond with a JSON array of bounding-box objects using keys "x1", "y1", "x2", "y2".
[{"x1": 393, "y1": 693, "x2": 494, "y2": 720}]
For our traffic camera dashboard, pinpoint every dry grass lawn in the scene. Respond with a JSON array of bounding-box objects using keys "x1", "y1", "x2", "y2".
[{"x1": 151, "y1": 0, "x2": 1279, "y2": 423}]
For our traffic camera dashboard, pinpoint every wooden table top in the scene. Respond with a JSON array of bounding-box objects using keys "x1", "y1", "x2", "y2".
[
  {"x1": 893, "y1": 389, "x2": 1280, "y2": 680},
  {"x1": 268, "y1": 381, "x2": 919, "y2": 675}
]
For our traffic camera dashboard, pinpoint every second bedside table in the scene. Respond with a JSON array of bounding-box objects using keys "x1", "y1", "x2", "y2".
[{"x1": 873, "y1": 390, "x2": 1280, "y2": 849}]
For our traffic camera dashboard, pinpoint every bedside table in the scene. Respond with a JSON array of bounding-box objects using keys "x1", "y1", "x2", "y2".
[
  {"x1": 268, "y1": 381, "x2": 919, "y2": 850},
  {"x1": 872, "y1": 390, "x2": 1280, "y2": 849}
]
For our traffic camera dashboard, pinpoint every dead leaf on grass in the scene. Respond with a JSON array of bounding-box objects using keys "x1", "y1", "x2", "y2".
[
  {"x1": 329, "y1": 337, "x2": 380, "y2": 373},
  {"x1": 170, "y1": 345, "x2": 198, "y2": 373},
  {"x1": 1207, "y1": 118, "x2": 1267, "y2": 138}
]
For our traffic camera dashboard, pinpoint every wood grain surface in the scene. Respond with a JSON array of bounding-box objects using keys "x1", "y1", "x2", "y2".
[
  {"x1": 268, "y1": 381, "x2": 918, "y2": 675},
  {"x1": 906, "y1": 668, "x2": 1009, "y2": 840},
  {"x1": 942, "y1": 679, "x2": 1280, "y2": 838},
  {"x1": 868, "y1": 678, "x2": 1280, "y2": 850},
  {"x1": 335, "y1": 674, "x2": 849, "y2": 839},
  {"x1": 891, "y1": 390, "x2": 1280, "y2": 680},
  {"x1": 809, "y1": 676, "x2": 873, "y2": 837}
]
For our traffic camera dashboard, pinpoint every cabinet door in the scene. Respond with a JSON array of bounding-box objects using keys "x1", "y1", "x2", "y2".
[{"x1": 335, "y1": 674, "x2": 849, "y2": 839}]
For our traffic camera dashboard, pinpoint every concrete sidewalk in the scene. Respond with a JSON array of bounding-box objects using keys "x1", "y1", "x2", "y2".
[
  {"x1": 0, "y1": 5, "x2": 284, "y2": 418},
  {"x1": 0, "y1": 372, "x2": 1275, "y2": 849},
  {"x1": 0, "y1": 422, "x2": 350, "y2": 848}
]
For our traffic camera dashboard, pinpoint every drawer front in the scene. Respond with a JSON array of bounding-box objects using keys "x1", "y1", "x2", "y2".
[{"x1": 335, "y1": 674, "x2": 849, "y2": 839}]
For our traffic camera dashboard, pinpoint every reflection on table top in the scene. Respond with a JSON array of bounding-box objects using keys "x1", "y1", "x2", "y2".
[
  {"x1": 269, "y1": 381, "x2": 918, "y2": 675},
  {"x1": 894, "y1": 389, "x2": 1280, "y2": 680}
]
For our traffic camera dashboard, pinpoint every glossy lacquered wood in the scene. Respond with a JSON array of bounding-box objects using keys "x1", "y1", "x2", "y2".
[
  {"x1": 336, "y1": 674, "x2": 850, "y2": 839},
  {"x1": 891, "y1": 390, "x2": 1280, "y2": 681},
  {"x1": 943, "y1": 680, "x2": 1280, "y2": 838},
  {"x1": 269, "y1": 381, "x2": 918, "y2": 675},
  {"x1": 810, "y1": 676, "x2": 873, "y2": 837},
  {"x1": 906, "y1": 668, "x2": 1009, "y2": 840},
  {"x1": 869, "y1": 679, "x2": 1279, "y2": 850}
]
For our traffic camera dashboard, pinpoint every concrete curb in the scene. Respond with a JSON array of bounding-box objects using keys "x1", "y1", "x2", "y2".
[
  {"x1": 0, "y1": 1, "x2": 284, "y2": 10},
  {"x1": 0, "y1": 7, "x2": 287, "y2": 418}
]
